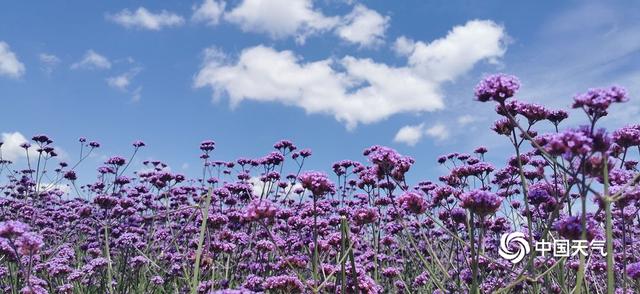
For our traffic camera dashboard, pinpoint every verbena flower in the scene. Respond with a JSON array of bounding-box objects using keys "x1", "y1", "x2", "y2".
[
  {"x1": 474, "y1": 73, "x2": 520, "y2": 102},
  {"x1": 627, "y1": 262, "x2": 640, "y2": 280},
  {"x1": 299, "y1": 171, "x2": 335, "y2": 197},
  {"x1": 397, "y1": 191, "x2": 428, "y2": 214},
  {"x1": 460, "y1": 190, "x2": 502, "y2": 217}
]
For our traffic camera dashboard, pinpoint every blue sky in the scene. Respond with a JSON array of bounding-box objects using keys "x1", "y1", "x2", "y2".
[{"x1": 1, "y1": 0, "x2": 639, "y2": 184}]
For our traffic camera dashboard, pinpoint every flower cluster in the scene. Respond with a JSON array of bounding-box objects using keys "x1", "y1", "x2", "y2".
[{"x1": 0, "y1": 75, "x2": 639, "y2": 293}]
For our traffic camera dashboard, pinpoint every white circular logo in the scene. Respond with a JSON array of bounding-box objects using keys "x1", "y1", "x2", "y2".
[{"x1": 499, "y1": 232, "x2": 530, "y2": 264}]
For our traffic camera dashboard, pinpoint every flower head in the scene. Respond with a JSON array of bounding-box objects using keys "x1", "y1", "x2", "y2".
[
  {"x1": 474, "y1": 74, "x2": 520, "y2": 102},
  {"x1": 627, "y1": 262, "x2": 640, "y2": 280},
  {"x1": 460, "y1": 190, "x2": 502, "y2": 217},
  {"x1": 16, "y1": 232, "x2": 44, "y2": 255},
  {"x1": 553, "y1": 214, "x2": 600, "y2": 241},
  {"x1": 397, "y1": 191, "x2": 428, "y2": 214},
  {"x1": 0, "y1": 221, "x2": 29, "y2": 239},
  {"x1": 299, "y1": 171, "x2": 335, "y2": 197},
  {"x1": 572, "y1": 86, "x2": 628, "y2": 119}
]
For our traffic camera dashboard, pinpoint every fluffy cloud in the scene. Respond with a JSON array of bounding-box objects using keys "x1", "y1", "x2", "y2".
[
  {"x1": 249, "y1": 176, "x2": 302, "y2": 197},
  {"x1": 457, "y1": 114, "x2": 478, "y2": 126},
  {"x1": 0, "y1": 41, "x2": 25, "y2": 78},
  {"x1": 396, "y1": 20, "x2": 506, "y2": 82},
  {"x1": 106, "y1": 68, "x2": 141, "y2": 91},
  {"x1": 425, "y1": 123, "x2": 449, "y2": 141},
  {"x1": 393, "y1": 123, "x2": 449, "y2": 146},
  {"x1": 107, "y1": 68, "x2": 143, "y2": 102},
  {"x1": 195, "y1": 46, "x2": 441, "y2": 129},
  {"x1": 131, "y1": 87, "x2": 143, "y2": 102},
  {"x1": 393, "y1": 36, "x2": 415, "y2": 56},
  {"x1": 195, "y1": 20, "x2": 507, "y2": 129},
  {"x1": 224, "y1": 0, "x2": 339, "y2": 43},
  {"x1": 393, "y1": 123, "x2": 425, "y2": 146},
  {"x1": 71, "y1": 50, "x2": 111, "y2": 70},
  {"x1": 336, "y1": 4, "x2": 389, "y2": 47},
  {"x1": 192, "y1": 0, "x2": 226, "y2": 26},
  {"x1": 108, "y1": 7, "x2": 184, "y2": 30},
  {"x1": 38, "y1": 53, "x2": 61, "y2": 73},
  {"x1": 1, "y1": 132, "x2": 67, "y2": 162},
  {"x1": 222, "y1": 0, "x2": 390, "y2": 45},
  {"x1": 1, "y1": 132, "x2": 31, "y2": 161}
]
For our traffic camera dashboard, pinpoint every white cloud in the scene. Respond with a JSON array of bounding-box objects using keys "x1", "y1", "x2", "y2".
[
  {"x1": 393, "y1": 36, "x2": 415, "y2": 56},
  {"x1": 0, "y1": 42, "x2": 25, "y2": 78},
  {"x1": 393, "y1": 123, "x2": 424, "y2": 146},
  {"x1": 106, "y1": 68, "x2": 143, "y2": 102},
  {"x1": 38, "y1": 183, "x2": 71, "y2": 194},
  {"x1": 195, "y1": 45, "x2": 442, "y2": 129},
  {"x1": 0, "y1": 132, "x2": 35, "y2": 162},
  {"x1": 224, "y1": 0, "x2": 339, "y2": 43},
  {"x1": 425, "y1": 123, "x2": 449, "y2": 141},
  {"x1": 195, "y1": 20, "x2": 507, "y2": 129},
  {"x1": 131, "y1": 87, "x2": 143, "y2": 102},
  {"x1": 38, "y1": 53, "x2": 61, "y2": 73},
  {"x1": 396, "y1": 20, "x2": 507, "y2": 82},
  {"x1": 106, "y1": 68, "x2": 141, "y2": 91},
  {"x1": 336, "y1": 4, "x2": 389, "y2": 47},
  {"x1": 457, "y1": 114, "x2": 477, "y2": 126},
  {"x1": 249, "y1": 176, "x2": 302, "y2": 197},
  {"x1": 71, "y1": 50, "x2": 111, "y2": 70},
  {"x1": 192, "y1": 0, "x2": 226, "y2": 26},
  {"x1": 0, "y1": 132, "x2": 68, "y2": 163},
  {"x1": 108, "y1": 7, "x2": 184, "y2": 30}
]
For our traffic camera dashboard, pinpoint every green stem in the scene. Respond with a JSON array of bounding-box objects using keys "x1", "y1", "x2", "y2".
[
  {"x1": 104, "y1": 224, "x2": 115, "y2": 294},
  {"x1": 604, "y1": 156, "x2": 615, "y2": 294},
  {"x1": 469, "y1": 212, "x2": 478, "y2": 294},
  {"x1": 190, "y1": 189, "x2": 212, "y2": 294}
]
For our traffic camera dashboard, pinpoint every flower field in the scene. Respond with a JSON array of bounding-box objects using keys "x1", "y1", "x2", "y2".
[{"x1": 2, "y1": 74, "x2": 640, "y2": 293}]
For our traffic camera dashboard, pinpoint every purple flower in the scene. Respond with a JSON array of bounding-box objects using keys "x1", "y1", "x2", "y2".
[
  {"x1": 627, "y1": 262, "x2": 640, "y2": 280},
  {"x1": 352, "y1": 207, "x2": 379, "y2": 225},
  {"x1": 365, "y1": 145, "x2": 414, "y2": 181},
  {"x1": 244, "y1": 199, "x2": 278, "y2": 221},
  {"x1": 263, "y1": 275, "x2": 304, "y2": 293},
  {"x1": 539, "y1": 129, "x2": 593, "y2": 158},
  {"x1": 553, "y1": 214, "x2": 600, "y2": 241},
  {"x1": 0, "y1": 221, "x2": 29, "y2": 239},
  {"x1": 132, "y1": 140, "x2": 146, "y2": 148},
  {"x1": 273, "y1": 140, "x2": 296, "y2": 152},
  {"x1": 16, "y1": 232, "x2": 44, "y2": 255},
  {"x1": 572, "y1": 86, "x2": 628, "y2": 119},
  {"x1": 105, "y1": 156, "x2": 126, "y2": 166},
  {"x1": 299, "y1": 171, "x2": 335, "y2": 197},
  {"x1": 31, "y1": 134, "x2": 51, "y2": 144},
  {"x1": 474, "y1": 146, "x2": 488, "y2": 154},
  {"x1": 451, "y1": 207, "x2": 467, "y2": 224},
  {"x1": 474, "y1": 74, "x2": 520, "y2": 102},
  {"x1": 612, "y1": 125, "x2": 640, "y2": 148},
  {"x1": 547, "y1": 109, "x2": 569, "y2": 124},
  {"x1": 299, "y1": 148, "x2": 312, "y2": 158},
  {"x1": 150, "y1": 275, "x2": 165, "y2": 285},
  {"x1": 492, "y1": 118, "x2": 515, "y2": 136},
  {"x1": 63, "y1": 170, "x2": 77, "y2": 181},
  {"x1": 515, "y1": 102, "x2": 550, "y2": 123},
  {"x1": 460, "y1": 190, "x2": 502, "y2": 217},
  {"x1": 200, "y1": 140, "x2": 216, "y2": 152},
  {"x1": 397, "y1": 191, "x2": 427, "y2": 214}
]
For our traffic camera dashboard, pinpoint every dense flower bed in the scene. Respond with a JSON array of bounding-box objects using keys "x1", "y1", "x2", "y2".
[{"x1": 1, "y1": 74, "x2": 640, "y2": 293}]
